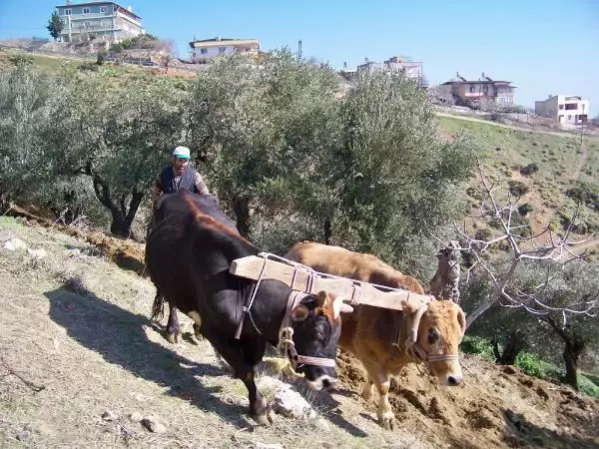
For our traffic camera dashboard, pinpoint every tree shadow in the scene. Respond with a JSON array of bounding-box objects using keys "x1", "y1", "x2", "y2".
[
  {"x1": 501, "y1": 408, "x2": 599, "y2": 449},
  {"x1": 45, "y1": 285, "x2": 253, "y2": 429}
]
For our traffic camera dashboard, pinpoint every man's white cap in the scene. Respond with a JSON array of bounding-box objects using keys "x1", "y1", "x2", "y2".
[{"x1": 172, "y1": 146, "x2": 191, "y2": 160}]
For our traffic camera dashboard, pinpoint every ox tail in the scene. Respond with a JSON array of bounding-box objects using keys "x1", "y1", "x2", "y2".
[{"x1": 150, "y1": 290, "x2": 166, "y2": 323}]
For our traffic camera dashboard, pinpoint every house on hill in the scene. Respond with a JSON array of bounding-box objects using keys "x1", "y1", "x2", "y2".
[
  {"x1": 55, "y1": 1, "x2": 145, "y2": 43},
  {"x1": 535, "y1": 94, "x2": 589, "y2": 125},
  {"x1": 189, "y1": 37, "x2": 260, "y2": 64},
  {"x1": 356, "y1": 56, "x2": 427, "y2": 88},
  {"x1": 442, "y1": 72, "x2": 516, "y2": 108}
]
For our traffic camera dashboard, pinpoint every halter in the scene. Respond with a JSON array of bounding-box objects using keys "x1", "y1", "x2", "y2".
[
  {"x1": 394, "y1": 302, "x2": 461, "y2": 368},
  {"x1": 277, "y1": 291, "x2": 337, "y2": 370}
]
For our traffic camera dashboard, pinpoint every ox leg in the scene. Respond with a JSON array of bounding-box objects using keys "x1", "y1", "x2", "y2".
[
  {"x1": 362, "y1": 362, "x2": 395, "y2": 430},
  {"x1": 166, "y1": 304, "x2": 182, "y2": 344},
  {"x1": 361, "y1": 375, "x2": 374, "y2": 401},
  {"x1": 204, "y1": 331, "x2": 273, "y2": 426}
]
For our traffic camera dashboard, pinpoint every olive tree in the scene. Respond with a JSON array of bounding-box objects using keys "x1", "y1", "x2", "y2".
[
  {"x1": 188, "y1": 49, "x2": 343, "y2": 239},
  {"x1": 48, "y1": 69, "x2": 188, "y2": 237},
  {"x1": 321, "y1": 71, "x2": 476, "y2": 278},
  {"x1": 0, "y1": 63, "x2": 66, "y2": 211}
]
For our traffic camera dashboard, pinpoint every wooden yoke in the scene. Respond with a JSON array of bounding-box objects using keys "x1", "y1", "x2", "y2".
[{"x1": 229, "y1": 254, "x2": 435, "y2": 312}]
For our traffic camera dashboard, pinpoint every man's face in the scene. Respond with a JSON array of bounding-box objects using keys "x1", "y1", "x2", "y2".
[{"x1": 172, "y1": 157, "x2": 189, "y2": 175}]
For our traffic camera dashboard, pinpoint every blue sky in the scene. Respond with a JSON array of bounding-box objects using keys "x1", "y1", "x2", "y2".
[{"x1": 0, "y1": 0, "x2": 597, "y2": 109}]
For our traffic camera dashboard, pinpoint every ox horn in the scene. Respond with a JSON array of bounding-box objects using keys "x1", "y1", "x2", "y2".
[
  {"x1": 407, "y1": 303, "x2": 429, "y2": 347},
  {"x1": 332, "y1": 297, "x2": 354, "y2": 319}
]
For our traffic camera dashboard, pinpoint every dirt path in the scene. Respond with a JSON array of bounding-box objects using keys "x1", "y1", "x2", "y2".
[{"x1": 436, "y1": 111, "x2": 599, "y2": 140}]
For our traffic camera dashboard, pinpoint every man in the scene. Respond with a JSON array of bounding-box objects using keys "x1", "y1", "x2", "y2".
[{"x1": 150, "y1": 145, "x2": 210, "y2": 209}]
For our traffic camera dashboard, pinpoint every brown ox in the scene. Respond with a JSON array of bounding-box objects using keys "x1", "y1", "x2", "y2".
[{"x1": 284, "y1": 241, "x2": 466, "y2": 429}]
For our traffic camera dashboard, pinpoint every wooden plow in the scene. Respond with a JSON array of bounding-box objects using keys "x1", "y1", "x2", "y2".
[{"x1": 229, "y1": 252, "x2": 435, "y2": 312}]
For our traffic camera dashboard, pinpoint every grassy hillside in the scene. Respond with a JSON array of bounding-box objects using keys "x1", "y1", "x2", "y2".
[
  {"x1": 439, "y1": 116, "x2": 599, "y2": 243},
  {"x1": 3, "y1": 47, "x2": 598, "y2": 248},
  {"x1": 1, "y1": 216, "x2": 598, "y2": 448}
]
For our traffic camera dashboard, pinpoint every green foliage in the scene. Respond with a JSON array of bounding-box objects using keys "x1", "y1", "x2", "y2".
[
  {"x1": 508, "y1": 180, "x2": 529, "y2": 197},
  {"x1": 460, "y1": 335, "x2": 495, "y2": 362},
  {"x1": 0, "y1": 64, "x2": 67, "y2": 208},
  {"x1": 46, "y1": 11, "x2": 63, "y2": 41},
  {"x1": 7, "y1": 54, "x2": 34, "y2": 66}
]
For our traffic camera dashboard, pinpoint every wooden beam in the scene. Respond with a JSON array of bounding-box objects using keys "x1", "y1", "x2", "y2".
[{"x1": 229, "y1": 255, "x2": 433, "y2": 312}]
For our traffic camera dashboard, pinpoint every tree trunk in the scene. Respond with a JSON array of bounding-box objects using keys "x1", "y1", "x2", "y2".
[
  {"x1": 324, "y1": 217, "x2": 332, "y2": 245},
  {"x1": 563, "y1": 337, "x2": 585, "y2": 390},
  {"x1": 497, "y1": 331, "x2": 526, "y2": 365},
  {"x1": 232, "y1": 196, "x2": 251, "y2": 238},
  {"x1": 91, "y1": 171, "x2": 144, "y2": 239}
]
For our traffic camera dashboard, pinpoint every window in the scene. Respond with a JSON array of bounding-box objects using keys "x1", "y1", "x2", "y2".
[
  {"x1": 559, "y1": 104, "x2": 564, "y2": 110},
  {"x1": 83, "y1": 21, "x2": 91, "y2": 28},
  {"x1": 65, "y1": 9, "x2": 72, "y2": 15},
  {"x1": 100, "y1": 6, "x2": 107, "y2": 13},
  {"x1": 469, "y1": 85, "x2": 475, "y2": 93},
  {"x1": 200, "y1": 48, "x2": 208, "y2": 54},
  {"x1": 83, "y1": 7, "x2": 90, "y2": 14},
  {"x1": 219, "y1": 47, "x2": 226, "y2": 54}
]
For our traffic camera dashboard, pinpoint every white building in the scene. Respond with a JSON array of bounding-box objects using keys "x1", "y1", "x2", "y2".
[
  {"x1": 357, "y1": 56, "x2": 426, "y2": 87},
  {"x1": 189, "y1": 37, "x2": 260, "y2": 64},
  {"x1": 535, "y1": 94, "x2": 590, "y2": 125},
  {"x1": 56, "y1": 1, "x2": 144, "y2": 43}
]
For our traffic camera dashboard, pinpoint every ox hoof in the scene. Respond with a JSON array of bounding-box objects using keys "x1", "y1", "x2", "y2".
[
  {"x1": 193, "y1": 324, "x2": 204, "y2": 342},
  {"x1": 166, "y1": 330, "x2": 182, "y2": 345},
  {"x1": 252, "y1": 408, "x2": 276, "y2": 426},
  {"x1": 377, "y1": 411, "x2": 396, "y2": 430}
]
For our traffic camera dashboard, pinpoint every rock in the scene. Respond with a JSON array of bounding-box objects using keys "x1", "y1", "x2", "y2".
[
  {"x1": 252, "y1": 443, "x2": 283, "y2": 449},
  {"x1": 3, "y1": 238, "x2": 27, "y2": 251},
  {"x1": 129, "y1": 412, "x2": 143, "y2": 422},
  {"x1": 258, "y1": 376, "x2": 328, "y2": 429},
  {"x1": 102, "y1": 410, "x2": 118, "y2": 421},
  {"x1": 64, "y1": 248, "x2": 82, "y2": 258},
  {"x1": 27, "y1": 248, "x2": 47, "y2": 260},
  {"x1": 141, "y1": 416, "x2": 166, "y2": 433},
  {"x1": 17, "y1": 430, "x2": 31, "y2": 441}
]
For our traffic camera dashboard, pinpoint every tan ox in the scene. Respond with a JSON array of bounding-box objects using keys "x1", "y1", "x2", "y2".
[{"x1": 284, "y1": 241, "x2": 466, "y2": 429}]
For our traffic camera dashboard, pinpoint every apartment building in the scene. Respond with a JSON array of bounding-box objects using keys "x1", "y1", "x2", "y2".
[
  {"x1": 55, "y1": 1, "x2": 145, "y2": 43},
  {"x1": 535, "y1": 95, "x2": 589, "y2": 125},
  {"x1": 356, "y1": 56, "x2": 427, "y2": 87},
  {"x1": 189, "y1": 37, "x2": 260, "y2": 64}
]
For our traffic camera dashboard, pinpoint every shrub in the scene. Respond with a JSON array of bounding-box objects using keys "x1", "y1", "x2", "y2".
[
  {"x1": 460, "y1": 335, "x2": 495, "y2": 362},
  {"x1": 508, "y1": 180, "x2": 529, "y2": 197},
  {"x1": 520, "y1": 163, "x2": 539, "y2": 176},
  {"x1": 518, "y1": 203, "x2": 533, "y2": 216}
]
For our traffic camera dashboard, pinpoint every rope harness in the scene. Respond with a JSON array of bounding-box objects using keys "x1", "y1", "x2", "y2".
[
  {"x1": 392, "y1": 301, "x2": 460, "y2": 375},
  {"x1": 232, "y1": 251, "x2": 459, "y2": 372}
]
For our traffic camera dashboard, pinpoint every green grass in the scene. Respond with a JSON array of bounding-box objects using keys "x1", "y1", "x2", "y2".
[{"x1": 438, "y1": 116, "x2": 599, "y2": 238}]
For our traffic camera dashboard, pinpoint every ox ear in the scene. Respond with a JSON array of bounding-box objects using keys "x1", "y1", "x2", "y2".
[
  {"x1": 315, "y1": 291, "x2": 327, "y2": 308},
  {"x1": 291, "y1": 305, "x2": 310, "y2": 322},
  {"x1": 457, "y1": 308, "x2": 466, "y2": 337}
]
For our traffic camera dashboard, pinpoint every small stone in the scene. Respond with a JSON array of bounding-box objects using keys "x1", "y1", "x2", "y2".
[
  {"x1": 129, "y1": 412, "x2": 143, "y2": 422},
  {"x1": 17, "y1": 430, "x2": 31, "y2": 441},
  {"x1": 253, "y1": 443, "x2": 283, "y2": 449},
  {"x1": 141, "y1": 416, "x2": 166, "y2": 433},
  {"x1": 28, "y1": 248, "x2": 47, "y2": 260},
  {"x1": 4, "y1": 238, "x2": 27, "y2": 251},
  {"x1": 102, "y1": 410, "x2": 118, "y2": 421}
]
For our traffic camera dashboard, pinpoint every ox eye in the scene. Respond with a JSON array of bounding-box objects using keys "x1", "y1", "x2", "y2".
[{"x1": 428, "y1": 328, "x2": 440, "y2": 345}]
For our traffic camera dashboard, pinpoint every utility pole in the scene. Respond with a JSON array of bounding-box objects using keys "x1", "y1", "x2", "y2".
[
  {"x1": 297, "y1": 39, "x2": 302, "y2": 61},
  {"x1": 580, "y1": 103, "x2": 585, "y2": 146}
]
